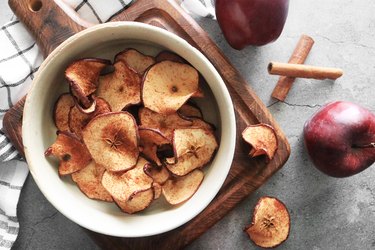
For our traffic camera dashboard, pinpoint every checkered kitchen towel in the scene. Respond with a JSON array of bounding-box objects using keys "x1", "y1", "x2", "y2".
[{"x1": 0, "y1": 0, "x2": 214, "y2": 249}]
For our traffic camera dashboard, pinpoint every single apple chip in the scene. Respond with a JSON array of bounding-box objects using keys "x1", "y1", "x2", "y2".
[
  {"x1": 114, "y1": 188, "x2": 154, "y2": 214},
  {"x1": 166, "y1": 128, "x2": 218, "y2": 176},
  {"x1": 82, "y1": 112, "x2": 139, "y2": 172},
  {"x1": 45, "y1": 132, "x2": 91, "y2": 176},
  {"x1": 69, "y1": 97, "x2": 111, "y2": 139},
  {"x1": 152, "y1": 182, "x2": 162, "y2": 200},
  {"x1": 97, "y1": 60, "x2": 142, "y2": 112},
  {"x1": 178, "y1": 103, "x2": 203, "y2": 118},
  {"x1": 71, "y1": 161, "x2": 113, "y2": 202},
  {"x1": 155, "y1": 51, "x2": 186, "y2": 63},
  {"x1": 245, "y1": 196, "x2": 290, "y2": 248},
  {"x1": 139, "y1": 127, "x2": 170, "y2": 166},
  {"x1": 142, "y1": 60, "x2": 199, "y2": 114},
  {"x1": 242, "y1": 124, "x2": 278, "y2": 161},
  {"x1": 53, "y1": 93, "x2": 75, "y2": 131},
  {"x1": 144, "y1": 163, "x2": 170, "y2": 185},
  {"x1": 115, "y1": 48, "x2": 155, "y2": 75},
  {"x1": 190, "y1": 118, "x2": 215, "y2": 131},
  {"x1": 139, "y1": 107, "x2": 193, "y2": 140},
  {"x1": 162, "y1": 169, "x2": 204, "y2": 205},
  {"x1": 101, "y1": 157, "x2": 153, "y2": 202},
  {"x1": 65, "y1": 58, "x2": 110, "y2": 107}
]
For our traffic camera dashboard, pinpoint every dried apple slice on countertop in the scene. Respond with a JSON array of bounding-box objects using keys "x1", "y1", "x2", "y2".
[
  {"x1": 162, "y1": 169, "x2": 204, "y2": 205},
  {"x1": 245, "y1": 196, "x2": 290, "y2": 248},
  {"x1": 45, "y1": 131, "x2": 91, "y2": 176},
  {"x1": 142, "y1": 60, "x2": 199, "y2": 114},
  {"x1": 178, "y1": 103, "x2": 203, "y2": 118},
  {"x1": 97, "y1": 60, "x2": 142, "y2": 112},
  {"x1": 166, "y1": 128, "x2": 218, "y2": 176},
  {"x1": 82, "y1": 112, "x2": 139, "y2": 172},
  {"x1": 101, "y1": 157, "x2": 153, "y2": 202},
  {"x1": 69, "y1": 97, "x2": 111, "y2": 139},
  {"x1": 72, "y1": 161, "x2": 113, "y2": 202},
  {"x1": 54, "y1": 93, "x2": 75, "y2": 131},
  {"x1": 139, "y1": 127, "x2": 170, "y2": 166},
  {"x1": 114, "y1": 188, "x2": 154, "y2": 214},
  {"x1": 115, "y1": 48, "x2": 155, "y2": 75},
  {"x1": 242, "y1": 124, "x2": 278, "y2": 161},
  {"x1": 65, "y1": 58, "x2": 111, "y2": 108},
  {"x1": 144, "y1": 163, "x2": 170, "y2": 185},
  {"x1": 139, "y1": 107, "x2": 192, "y2": 140}
]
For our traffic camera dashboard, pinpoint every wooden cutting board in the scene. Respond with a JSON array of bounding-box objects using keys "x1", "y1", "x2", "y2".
[{"x1": 5, "y1": 0, "x2": 290, "y2": 249}]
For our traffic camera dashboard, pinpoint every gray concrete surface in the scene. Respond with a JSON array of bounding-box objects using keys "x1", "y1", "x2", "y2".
[{"x1": 1, "y1": 0, "x2": 374, "y2": 249}]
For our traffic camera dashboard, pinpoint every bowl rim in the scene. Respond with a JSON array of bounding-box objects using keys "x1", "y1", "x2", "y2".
[{"x1": 22, "y1": 21, "x2": 236, "y2": 237}]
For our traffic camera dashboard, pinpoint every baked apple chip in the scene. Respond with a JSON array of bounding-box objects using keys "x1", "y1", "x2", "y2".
[
  {"x1": 155, "y1": 51, "x2": 186, "y2": 63},
  {"x1": 45, "y1": 132, "x2": 91, "y2": 176},
  {"x1": 142, "y1": 60, "x2": 199, "y2": 114},
  {"x1": 139, "y1": 107, "x2": 192, "y2": 140},
  {"x1": 152, "y1": 182, "x2": 162, "y2": 200},
  {"x1": 69, "y1": 97, "x2": 111, "y2": 139},
  {"x1": 54, "y1": 93, "x2": 75, "y2": 131},
  {"x1": 82, "y1": 112, "x2": 139, "y2": 172},
  {"x1": 166, "y1": 128, "x2": 218, "y2": 176},
  {"x1": 114, "y1": 188, "x2": 154, "y2": 214},
  {"x1": 144, "y1": 164, "x2": 170, "y2": 185},
  {"x1": 65, "y1": 58, "x2": 110, "y2": 107},
  {"x1": 115, "y1": 48, "x2": 155, "y2": 75},
  {"x1": 71, "y1": 161, "x2": 113, "y2": 202},
  {"x1": 162, "y1": 169, "x2": 204, "y2": 205},
  {"x1": 97, "y1": 60, "x2": 142, "y2": 112},
  {"x1": 139, "y1": 127, "x2": 170, "y2": 166},
  {"x1": 101, "y1": 157, "x2": 153, "y2": 202},
  {"x1": 242, "y1": 124, "x2": 278, "y2": 161},
  {"x1": 245, "y1": 196, "x2": 290, "y2": 248},
  {"x1": 178, "y1": 104, "x2": 202, "y2": 118}
]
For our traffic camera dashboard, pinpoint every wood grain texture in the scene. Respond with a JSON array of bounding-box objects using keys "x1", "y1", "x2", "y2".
[{"x1": 5, "y1": 0, "x2": 290, "y2": 249}]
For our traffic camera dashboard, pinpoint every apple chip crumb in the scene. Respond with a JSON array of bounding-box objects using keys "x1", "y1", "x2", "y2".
[{"x1": 245, "y1": 196, "x2": 290, "y2": 248}]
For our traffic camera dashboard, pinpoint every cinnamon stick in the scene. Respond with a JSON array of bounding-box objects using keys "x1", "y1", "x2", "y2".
[
  {"x1": 271, "y1": 35, "x2": 314, "y2": 101},
  {"x1": 268, "y1": 62, "x2": 343, "y2": 80}
]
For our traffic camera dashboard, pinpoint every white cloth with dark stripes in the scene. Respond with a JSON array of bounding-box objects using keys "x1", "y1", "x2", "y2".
[{"x1": 0, "y1": 0, "x2": 214, "y2": 249}]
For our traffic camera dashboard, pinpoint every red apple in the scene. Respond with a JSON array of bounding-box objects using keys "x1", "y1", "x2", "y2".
[
  {"x1": 304, "y1": 101, "x2": 375, "y2": 177},
  {"x1": 215, "y1": 0, "x2": 289, "y2": 49}
]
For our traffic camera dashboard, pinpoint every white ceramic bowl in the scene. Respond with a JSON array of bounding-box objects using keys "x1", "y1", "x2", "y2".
[{"x1": 23, "y1": 22, "x2": 236, "y2": 237}]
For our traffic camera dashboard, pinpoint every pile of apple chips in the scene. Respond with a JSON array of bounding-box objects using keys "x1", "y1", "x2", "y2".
[{"x1": 45, "y1": 49, "x2": 219, "y2": 214}]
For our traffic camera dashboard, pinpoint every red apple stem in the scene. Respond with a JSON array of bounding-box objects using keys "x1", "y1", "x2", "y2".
[{"x1": 353, "y1": 142, "x2": 375, "y2": 149}]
